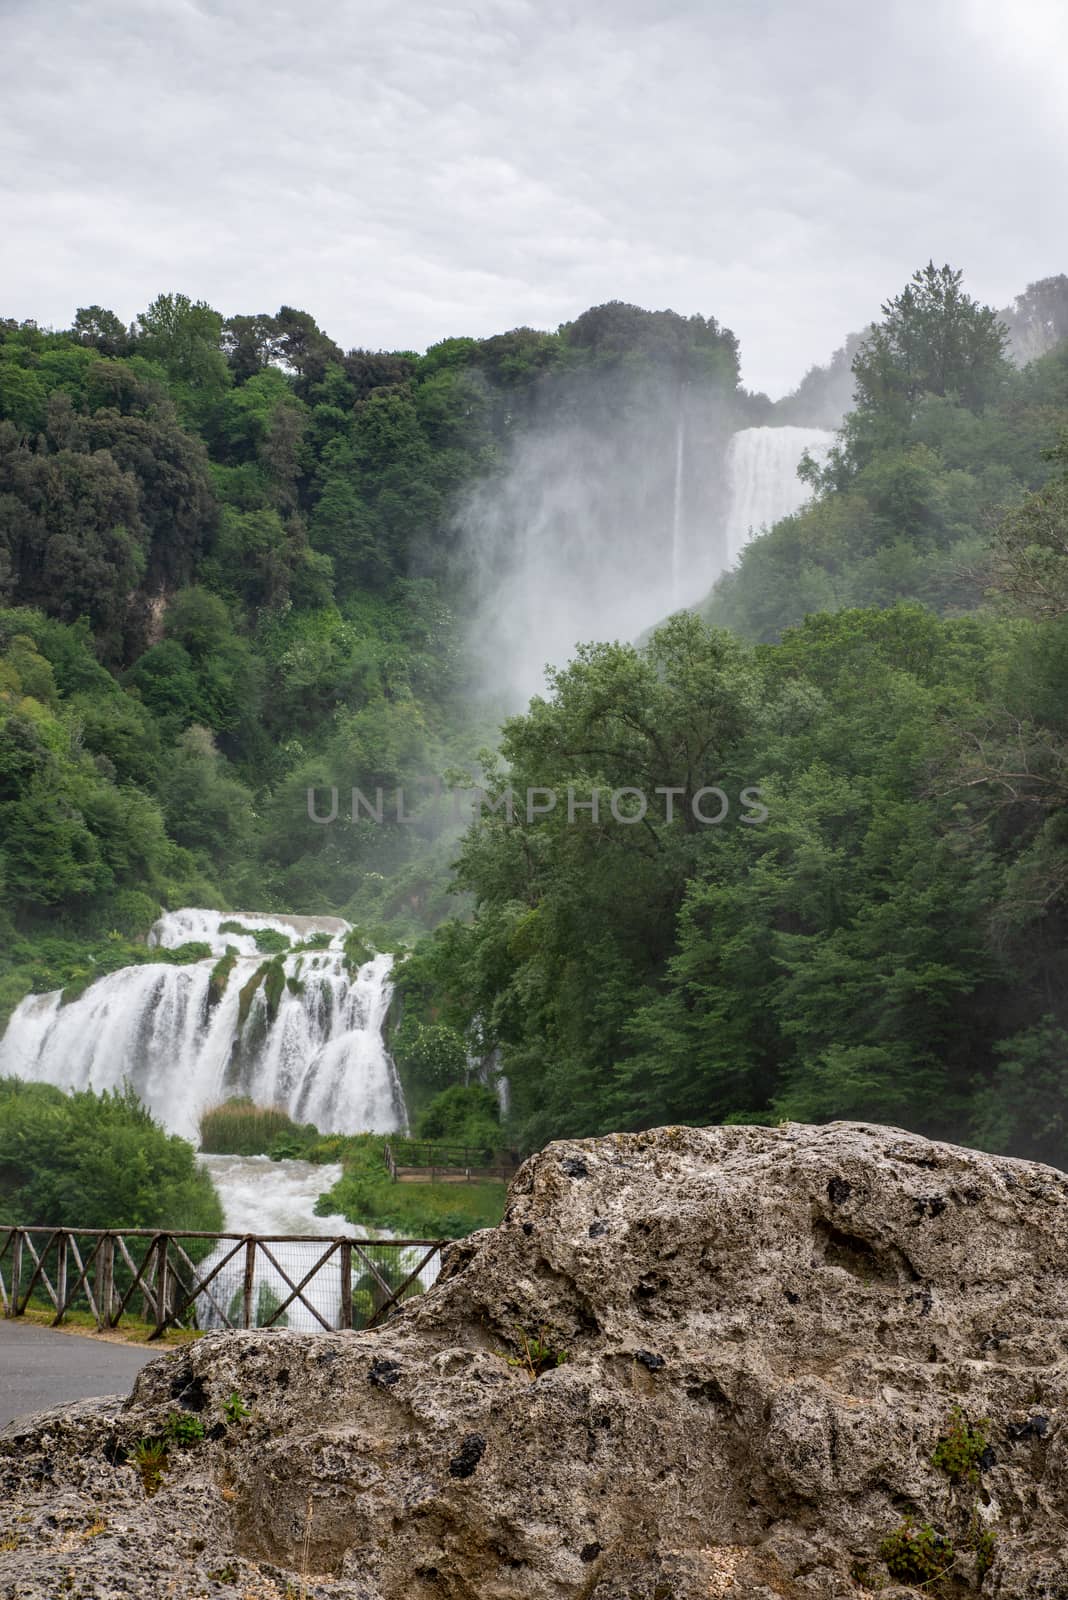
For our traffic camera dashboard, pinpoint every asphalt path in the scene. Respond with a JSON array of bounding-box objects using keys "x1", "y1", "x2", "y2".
[{"x1": 0, "y1": 1319, "x2": 158, "y2": 1429}]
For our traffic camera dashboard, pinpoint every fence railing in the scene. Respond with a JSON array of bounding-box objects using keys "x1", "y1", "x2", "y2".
[
  {"x1": 383, "y1": 1140, "x2": 519, "y2": 1184},
  {"x1": 0, "y1": 1226, "x2": 445, "y2": 1339}
]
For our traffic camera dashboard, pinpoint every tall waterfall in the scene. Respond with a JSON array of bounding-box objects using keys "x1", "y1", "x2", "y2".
[
  {"x1": 723, "y1": 425, "x2": 835, "y2": 565},
  {"x1": 0, "y1": 910, "x2": 407, "y2": 1143}
]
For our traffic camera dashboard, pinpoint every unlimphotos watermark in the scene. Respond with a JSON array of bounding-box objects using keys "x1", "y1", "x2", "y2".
[{"x1": 306, "y1": 782, "x2": 768, "y2": 827}]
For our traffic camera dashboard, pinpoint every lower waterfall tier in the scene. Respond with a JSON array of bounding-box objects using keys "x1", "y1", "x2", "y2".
[{"x1": 0, "y1": 909, "x2": 408, "y2": 1142}]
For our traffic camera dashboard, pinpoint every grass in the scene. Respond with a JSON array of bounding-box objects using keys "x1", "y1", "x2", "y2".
[
  {"x1": 198, "y1": 1098, "x2": 314, "y2": 1155},
  {"x1": 500, "y1": 1327, "x2": 569, "y2": 1379},
  {"x1": 315, "y1": 1134, "x2": 507, "y2": 1238},
  {"x1": 132, "y1": 1437, "x2": 169, "y2": 1495},
  {"x1": 197, "y1": 1097, "x2": 509, "y2": 1239},
  {"x1": 18, "y1": 1302, "x2": 203, "y2": 1346}
]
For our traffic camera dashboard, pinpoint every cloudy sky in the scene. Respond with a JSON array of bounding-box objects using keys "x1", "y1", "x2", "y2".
[{"x1": 3, "y1": 0, "x2": 1066, "y2": 396}]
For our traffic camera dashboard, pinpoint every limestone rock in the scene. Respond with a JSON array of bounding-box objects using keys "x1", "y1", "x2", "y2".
[{"x1": 3, "y1": 1121, "x2": 1068, "y2": 1597}]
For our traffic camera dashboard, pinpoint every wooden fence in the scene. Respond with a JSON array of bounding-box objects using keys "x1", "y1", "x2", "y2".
[
  {"x1": 0, "y1": 1226, "x2": 445, "y2": 1339},
  {"x1": 383, "y1": 1140, "x2": 519, "y2": 1184}
]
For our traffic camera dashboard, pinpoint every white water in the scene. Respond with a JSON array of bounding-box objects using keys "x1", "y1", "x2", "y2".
[
  {"x1": 194, "y1": 1153, "x2": 351, "y2": 1332},
  {"x1": 199, "y1": 1153, "x2": 351, "y2": 1236},
  {"x1": 723, "y1": 426, "x2": 835, "y2": 565},
  {"x1": 0, "y1": 909, "x2": 408, "y2": 1143},
  {"x1": 198, "y1": 1153, "x2": 347, "y2": 1332},
  {"x1": 194, "y1": 1154, "x2": 440, "y2": 1333}
]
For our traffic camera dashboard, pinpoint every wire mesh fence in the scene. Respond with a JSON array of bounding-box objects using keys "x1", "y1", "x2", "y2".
[{"x1": 0, "y1": 1227, "x2": 445, "y2": 1338}]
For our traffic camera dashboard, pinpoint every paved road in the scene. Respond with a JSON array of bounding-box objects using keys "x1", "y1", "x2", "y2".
[{"x1": 0, "y1": 1320, "x2": 159, "y2": 1430}]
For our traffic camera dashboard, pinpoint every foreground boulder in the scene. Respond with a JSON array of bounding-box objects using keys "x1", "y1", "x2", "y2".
[{"x1": 3, "y1": 1121, "x2": 1068, "y2": 1598}]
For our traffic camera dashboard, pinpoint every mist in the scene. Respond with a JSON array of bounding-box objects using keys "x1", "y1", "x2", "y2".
[
  {"x1": 455, "y1": 371, "x2": 737, "y2": 707},
  {"x1": 456, "y1": 371, "x2": 838, "y2": 707}
]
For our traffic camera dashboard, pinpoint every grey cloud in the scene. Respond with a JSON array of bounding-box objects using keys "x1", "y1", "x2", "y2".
[{"x1": 2, "y1": 0, "x2": 1066, "y2": 395}]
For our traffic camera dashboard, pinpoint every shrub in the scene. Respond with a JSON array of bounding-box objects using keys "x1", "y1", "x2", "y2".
[
  {"x1": 263, "y1": 956, "x2": 286, "y2": 1021},
  {"x1": 0, "y1": 1078, "x2": 222, "y2": 1234},
  {"x1": 236, "y1": 961, "x2": 269, "y2": 1028},
  {"x1": 225, "y1": 1279, "x2": 289, "y2": 1328},
  {"x1": 932, "y1": 1404, "x2": 990, "y2": 1484},
  {"x1": 343, "y1": 927, "x2": 373, "y2": 974},
  {"x1": 500, "y1": 1327, "x2": 569, "y2": 1379},
  {"x1": 198, "y1": 1098, "x2": 314, "y2": 1156},
  {"x1": 222, "y1": 1392, "x2": 251, "y2": 1424},
  {"x1": 163, "y1": 1412, "x2": 205, "y2": 1447},
  {"x1": 232, "y1": 953, "x2": 288, "y2": 1025},
  {"x1": 392, "y1": 1018, "x2": 468, "y2": 1093},
  {"x1": 352, "y1": 1251, "x2": 424, "y2": 1325},
  {"x1": 415, "y1": 1083, "x2": 503, "y2": 1152},
  {"x1": 878, "y1": 1520, "x2": 955, "y2": 1585},
  {"x1": 44, "y1": 937, "x2": 212, "y2": 1010},
  {"x1": 208, "y1": 948, "x2": 238, "y2": 1007}
]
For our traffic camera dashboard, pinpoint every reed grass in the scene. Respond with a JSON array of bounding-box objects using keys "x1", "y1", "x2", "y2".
[{"x1": 198, "y1": 1098, "x2": 306, "y2": 1155}]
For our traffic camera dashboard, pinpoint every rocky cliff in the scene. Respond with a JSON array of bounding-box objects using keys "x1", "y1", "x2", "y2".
[{"x1": 3, "y1": 1121, "x2": 1068, "y2": 1598}]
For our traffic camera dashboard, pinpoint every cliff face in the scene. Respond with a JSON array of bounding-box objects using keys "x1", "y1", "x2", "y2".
[{"x1": 3, "y1": 1121, "x2": 1068, "y2": 1599}]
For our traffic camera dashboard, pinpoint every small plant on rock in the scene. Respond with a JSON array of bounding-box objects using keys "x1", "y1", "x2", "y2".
[
  {"x1": 500, "y1": 1326, "x2": 569, "y2": 1379},
  {"x1": 132, "y1": 1438, "x2": 168, "y2": 1496},
  {"x1": 878, "y1": 1519, "x2": 955, "y2": 1585},
  {"x1": 932, "y1": 1404, "x2": 989, "y2": 1485},
  {"x1": 222, "y1": 1391, "x2": 252, "y2": 1425},
  {"x1": 162, "y1": 1411, "x2": 206, "y2": 1448},
  {"x1": 973, "y1": 1523, "x2": 997, "y2": 1580}
]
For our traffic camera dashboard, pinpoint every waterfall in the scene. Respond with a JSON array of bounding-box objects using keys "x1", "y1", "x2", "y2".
[
  {"x1": 671, "y1": 406, "x2": 685, "y2": 607},
  {"x1": 723, "y1": 425, "x2": 835, "y2": 565},
  {"x1": 0, "y1": 909, "x2": 408, "y2": 1143}
]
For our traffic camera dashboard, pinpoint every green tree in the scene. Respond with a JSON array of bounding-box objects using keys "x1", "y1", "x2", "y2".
[
  {"x1": 135, "y1": 292, "x2": 231, "y2": 420},
  {"x1": 846, "y1": 263, "x2": 1008, "y2": 463},
  {"x1": 393, "y1": 1019, "x2": 468, "y2": 1092},
  {"x1": 0, "y1": 1078, "x2": 222, "y2": 1231},
  {"x1": 71, "y1": 306, "x2": 130, "y2": 357}
]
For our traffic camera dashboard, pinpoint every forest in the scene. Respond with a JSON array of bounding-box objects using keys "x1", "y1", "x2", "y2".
[{"x1": 2, "y1": 266, "x2": 1068, "y2": 1184}]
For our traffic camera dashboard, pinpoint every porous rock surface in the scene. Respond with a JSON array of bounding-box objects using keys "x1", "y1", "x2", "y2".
[{"x1": 3, "y1": 1121, "x2": 1068, "y2": 1598}]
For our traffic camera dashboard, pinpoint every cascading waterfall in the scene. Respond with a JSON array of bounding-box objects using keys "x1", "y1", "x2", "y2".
[
  {"x1": 723, "y1": 425, "x2": 835, "y2": 565},
  {"x1": 0, "y1": 909, "x2": 408, "y2": 1144}
]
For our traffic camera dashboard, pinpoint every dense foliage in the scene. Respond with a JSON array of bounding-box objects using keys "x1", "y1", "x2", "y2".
[
  {"x1": 197, "y1": 1098, "x2": 315, "y2": 1157},
  {"x1": 0, "y1": 1077, "x2": 222, "y2": 1230},
  {"x1": 2, "y1": 264, "x2": 1067, "y2": 1181},
  {"x1": 405, "y1": 267, "x2": 1068, "y2": 1163},
  {"x1": 0, "y1": 296, "x2": 741, "y2": 1011},
  {"x1": 706, "y1": 267, "x2": 1068, "y2": 641}
]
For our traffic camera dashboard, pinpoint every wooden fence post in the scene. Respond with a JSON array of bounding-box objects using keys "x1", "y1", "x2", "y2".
[
  {"x1": 96, "y1": 1235, "x2": 115, "y2": 1329},
  {"x1": 339, "y1": 1241, "x2": 353, "y2": 1329},
  {"x1": 242, "y1": 1237, "x2": 256, "y2": 1329},
  {"x1": 9, "y1": 1230, "x2": 23, "y2": 1318},
  {"x1": 153, "y1": 1237, "x2": 170, "y2": 1336},
  {"x1": 53, "y1": 1233, "x2": 68, "y2": 1325}
]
